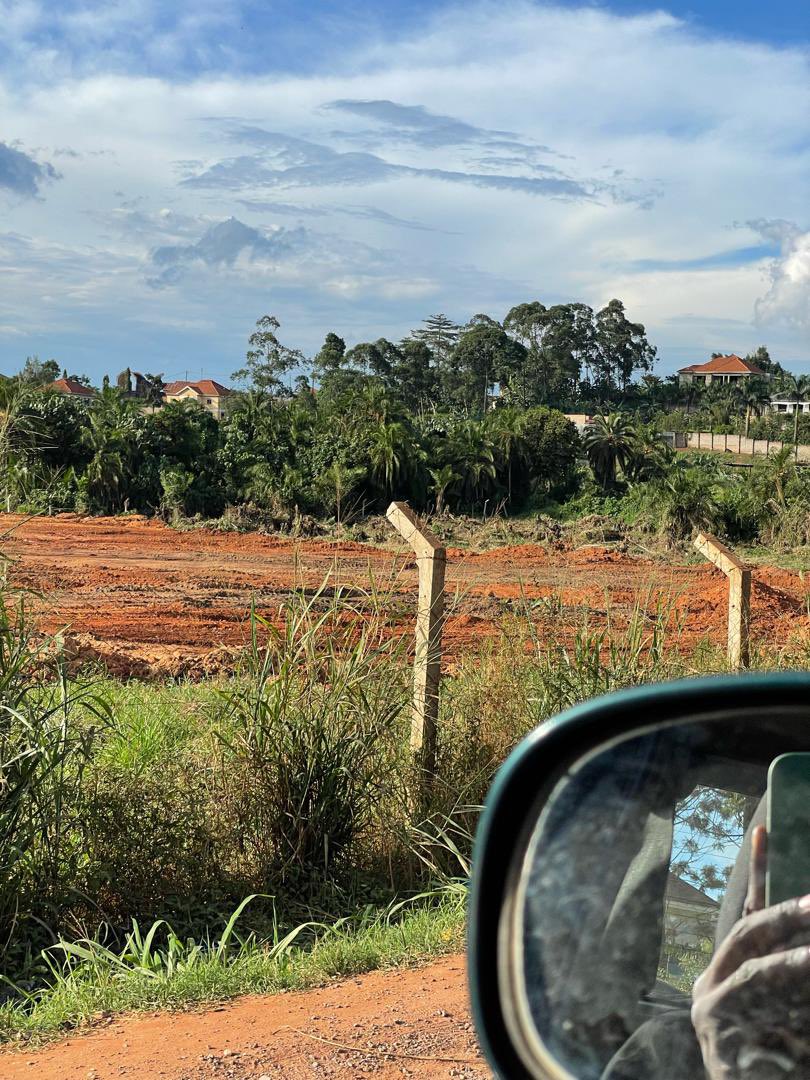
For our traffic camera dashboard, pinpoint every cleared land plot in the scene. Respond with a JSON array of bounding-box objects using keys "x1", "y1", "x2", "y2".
[{"x1": 2, "y1": 514, "x2": 807, "y2": 677}]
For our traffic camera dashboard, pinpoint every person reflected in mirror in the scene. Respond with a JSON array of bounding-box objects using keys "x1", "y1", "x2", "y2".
[
  {"x1": 691, "y1": 825, "x2": 810, "y2": 1079},
  {"x1": 605, "y1": 803, "x2": 810, "y2": 1079}
]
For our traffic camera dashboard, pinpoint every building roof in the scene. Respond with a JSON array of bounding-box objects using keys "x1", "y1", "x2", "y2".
[
  {"x1": 678, "y1": 354, "x2": 767, "y2": 376},
  {"x1": 666, "y1": 873, "x2": 719, "y2": 909},
  {"x1": 47, "y1": 378, "x2": 96, "y2": 397},
  {"x1": 163, "y1": 379, "x2": 231, "y2": 397}
]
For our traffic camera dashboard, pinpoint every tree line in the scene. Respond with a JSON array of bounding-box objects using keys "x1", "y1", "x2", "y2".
[
  {"x1": 239, "y1": 300, "x2": 657, "y2": 411},
  {"x1": 0, "y1": 299, "x2": 808, "y2": 536}
]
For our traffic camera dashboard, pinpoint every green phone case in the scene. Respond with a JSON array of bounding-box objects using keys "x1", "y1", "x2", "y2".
[{"x1": 766, "y1": 753, "x2": 810, "y2": 907}]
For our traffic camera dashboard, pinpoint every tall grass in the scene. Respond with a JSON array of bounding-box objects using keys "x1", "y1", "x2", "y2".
[
  {"x1": 0, "y1": 573, "x2": 805, "y2": 1038},
  {"x1": 0, "y1": 592, "x2": 110, "y2": 967},
  {"x1": 214, "y1": 586, "x2": 411, "y2": 890}
]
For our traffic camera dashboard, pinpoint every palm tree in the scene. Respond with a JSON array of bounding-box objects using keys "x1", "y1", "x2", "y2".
[
  {"x1": 428, "y1": 464, "x2": 459, "y2": 515},
  {"x1": 81, "y1": 388, "x2": 140, "y2": 511},
  {"x1": 740, "y1": 378, "x2": 771, "y2": 438},
  {"x1": 230, "y1": 388, "x2": 274, "y2": 440},
  {"x1": 783, "y1": 374, "x2": 810, "y2": 446},
  {"x1": 681, "y1": 380, "x2": 705, "y2": 416},
  {"x1": 486, "y1": 408, "x2": 526, "y2": 504},
  {"x1": 652, "y1": 461, "x2": 722, "y2": 541},
  {"x1": 368, "y1": 420, "x2": 415, "y2": 497},
  {"x1": 750, "y1": 446, "x2": 796, "y2": 513},
  {"x1": 447, "y1": 420, "x2": 496, "y2": 509},
  {"x1": 624, "y1": 422, "x2": 672, "y2": 482},
  {"x1": 583, "y1": 413, "x2": 637, "y2": 489},
  {"x1": 358, "y1": 381, "x2": 392, "y2": 425}
]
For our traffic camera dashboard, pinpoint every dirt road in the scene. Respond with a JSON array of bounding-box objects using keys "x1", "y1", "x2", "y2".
[
  {"x1": 2, "y1": 514, "x2": 806, "y2": 677},
  {"x1": 0, "y1": 957, "x2": 488, "y2": 1079}
]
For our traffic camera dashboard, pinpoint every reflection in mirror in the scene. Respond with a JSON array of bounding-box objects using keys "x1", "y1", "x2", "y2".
[{"x1": 509, "y1": 707, "x2": 809, "y2": 1080}]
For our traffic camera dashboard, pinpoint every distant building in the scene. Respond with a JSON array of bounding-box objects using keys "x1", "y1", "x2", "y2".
[
  {"x1": 664, "y1": 874, "x2": 719, "y2": 949},
  {"x1": 769, "y1": 395, "x2": 810, "y2": 416},
  {"x1": 564, "y1": 413, "x2": 596, "y2": 431},
  {"x1": 677, "y1": 354, "x2": 769, "y2": 386},
  {"x1": 44, "y1": 377, "x2": 96, "y2": 399},
  {"x1": 162, "y1": 379, "x2": 232, "y2": 420}
]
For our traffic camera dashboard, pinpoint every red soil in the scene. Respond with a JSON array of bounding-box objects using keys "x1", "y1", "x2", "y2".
[
  {"x1": 0, "y1": 955, "x2": 487, "y2": 1079},
  {"x1": 1, "y1": 514, "x2": 807, "y2": 677}
]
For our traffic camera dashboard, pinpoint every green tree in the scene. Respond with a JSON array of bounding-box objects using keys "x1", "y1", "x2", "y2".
[
  {"x1": 232, "y1": 315, "x2": 304, "y2": 395},
  {"x1": 428, "y1": 464, "x2": 458, "y2": 515},
  {"x1": 504, "y1": 302, "x2": 590, "y2": 404},
  {"x1": 583, "y1": 413, "x2": 638, "y2": 489},
  {"x1": 516, "y1": 407, "x2": 581, "y2": 498},
  {"x1": 392, "y1": 339, "x2": 436, "y2": 409},
  {"x1": 313, "y1": 461, "x2": 367, "y2": 526},
  {"x1": 487, "y1": 407, "x2": 526, "y2": 503},
  {"x1": 782, "y1": 374, "x2": 810, "y2": 445},
  {"x1": 448, "y1": 322, "x2": 527, "y2": 413},
  {"x1": 503, "y1": 302, "x2": 553, "y2": 404},
  {"x1": 740, "y1": 378, "x2": 771, "y2": 438},
  {"x1": 18, "y1": 356, "x2": 60, "y2": 386},
  {"x1": 744, "y1": 345, "x2": 784, "y2": 380},
  {"x1": 312, "y1": 332, "x2": 347, "y2": 389},
  {"x1": 80, "y1": 388, "x2": 142, "y2": 512},
  {"x1": 411, "y1": 313, "x2": 460, "y2": 363},
  {"x1": 445, "y1": 419, "x2": 497, "y2": 509},
  {"x1": 648, "y1": 460, "x2": 723, "y2": 541},
  {"x1": 367, "y1": 420, "x2": 420, "y2": 498},
  {"x1": 594, "y1": 300, "x2": 657, "y2": 396},
  {"x1": 624, "y1": 422, "x2": 672, "y2": 482}
]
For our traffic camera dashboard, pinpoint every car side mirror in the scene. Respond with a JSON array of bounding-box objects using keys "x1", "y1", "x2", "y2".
[{"x1": 468, "y1": 673, "x2": 810, "y2": 1079}]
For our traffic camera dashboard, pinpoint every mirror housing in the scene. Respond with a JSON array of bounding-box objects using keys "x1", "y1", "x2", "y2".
[{"x1": 468, "y1": 673, "x2": 810, "y2": 1080}]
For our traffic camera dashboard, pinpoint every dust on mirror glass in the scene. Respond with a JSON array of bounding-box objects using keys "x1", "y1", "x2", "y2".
[{"x1": 513, "y1": 709, "x2": 810, "y2": 1080}]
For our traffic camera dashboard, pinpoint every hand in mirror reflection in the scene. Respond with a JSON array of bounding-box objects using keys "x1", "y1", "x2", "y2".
[{"x1": 692, "y1": 826, "x2": 810, "y2": 1079}]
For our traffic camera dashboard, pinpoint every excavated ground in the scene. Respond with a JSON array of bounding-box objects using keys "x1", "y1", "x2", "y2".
[{"x1": 1, "y1": 513, "x2": 807, "y2": 677}]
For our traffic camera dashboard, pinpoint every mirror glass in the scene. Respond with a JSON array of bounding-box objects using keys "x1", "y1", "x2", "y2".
[{"x1": 509, "y1": 706, "x2": 810, "y2": 1080}]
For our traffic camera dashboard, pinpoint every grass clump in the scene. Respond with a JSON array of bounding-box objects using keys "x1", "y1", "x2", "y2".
[{"x1": 0, "y1": 895, "x2": 465, "y2": 1042}]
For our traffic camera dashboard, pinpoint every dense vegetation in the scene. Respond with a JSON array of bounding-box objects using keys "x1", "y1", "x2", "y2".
[{"x1": 1, "y1": 306, "x2": 808, "y2": 545}]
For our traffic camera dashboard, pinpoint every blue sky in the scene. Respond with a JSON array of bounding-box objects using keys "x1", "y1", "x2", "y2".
[{"x1": 0, "y1": 0, "x2": 808, "y2": 386}]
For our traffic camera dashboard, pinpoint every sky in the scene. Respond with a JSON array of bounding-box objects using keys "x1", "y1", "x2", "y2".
[{"x1": 0, "y1": 0, "x2": 808, "y2": 387}]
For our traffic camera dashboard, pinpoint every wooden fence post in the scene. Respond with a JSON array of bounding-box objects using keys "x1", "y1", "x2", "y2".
[
  {"x1": 693, "y1": 532, "x2": 751, "y2": 669},
  {"x1": 386, "y1": 502, "x2": 446, "y2": 786}
]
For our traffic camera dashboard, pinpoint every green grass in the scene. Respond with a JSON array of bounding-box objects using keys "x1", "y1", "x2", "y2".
[{"x1": 0, "y1": 896, "x2": 465, "y2": 1044}]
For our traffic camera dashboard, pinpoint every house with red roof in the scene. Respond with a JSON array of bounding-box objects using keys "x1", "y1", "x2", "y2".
[
  {"x1": 162, "y1": 379, "x2": 232, "y2": 420},
  {"x1": 45, "y1": 377, "x2": 96, "y2": 399},
  {"x1": 677, "y1": 354, "x2": 769, "y2": 386}
]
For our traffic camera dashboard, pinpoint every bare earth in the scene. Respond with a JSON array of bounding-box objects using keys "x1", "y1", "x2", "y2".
[
  {"x1": 0, "y1": 957, "x2": 488, "y2": 1079},
  {"x1": 2, "y1": 513, "x2": 807, "y2": 677}
]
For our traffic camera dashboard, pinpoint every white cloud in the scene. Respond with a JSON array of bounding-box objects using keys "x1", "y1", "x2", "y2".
[
  {"x1": 750, "y1": 220, "x2": 810, "y2": 331},
  {"x1": 0, "y1": 1, "x2": 808, "y2": 379}
]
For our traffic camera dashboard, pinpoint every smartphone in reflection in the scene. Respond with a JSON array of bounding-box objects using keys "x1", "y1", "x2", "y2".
[{"x1": 766, "y1": 753, "x2": 810, "y2": 906}]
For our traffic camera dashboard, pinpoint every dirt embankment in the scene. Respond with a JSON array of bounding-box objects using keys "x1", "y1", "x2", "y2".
[{"x1": 1, "y1": 514, "x2": 807, "y2": 678}]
